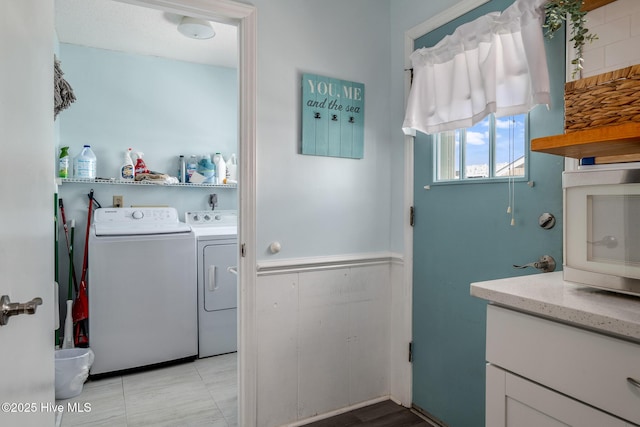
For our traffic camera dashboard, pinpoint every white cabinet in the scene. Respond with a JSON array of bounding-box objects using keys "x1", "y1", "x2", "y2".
[
  {"x1": 485, "y1": 305, "x2": 640, "y2": 427},
  {"x1": 487, "y1": 365, "x2": 630, "y2": 427}
]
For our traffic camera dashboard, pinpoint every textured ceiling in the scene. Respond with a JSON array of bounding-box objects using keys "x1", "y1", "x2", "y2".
[{"x1": 55, "y1": 0, "x2": 238, "y2": 68}]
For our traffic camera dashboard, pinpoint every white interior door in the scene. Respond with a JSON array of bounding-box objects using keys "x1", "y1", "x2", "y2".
[{"x1": 0, "y1": 1, "x2": 55, "y2": 426}]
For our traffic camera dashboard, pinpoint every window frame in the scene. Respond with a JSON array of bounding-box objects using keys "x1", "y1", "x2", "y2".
[{"x1": 431, "y1": 113, "x2": 530, "y2": 185}]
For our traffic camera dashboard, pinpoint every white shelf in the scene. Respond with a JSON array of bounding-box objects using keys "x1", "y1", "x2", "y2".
[{"x1": 56, "y1": 177, "x2": 236, "y2": 189}]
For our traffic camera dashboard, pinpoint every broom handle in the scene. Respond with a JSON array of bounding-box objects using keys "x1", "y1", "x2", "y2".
[
  {"x1": 80, "y1": 190, "x2": 94, "y2": 283},
  {"x1": 59, "y1": 199, "x2": 79, "y2": 292},
  {"x1": 68, "y1": 220, "x2": 75, "y2": 301}
]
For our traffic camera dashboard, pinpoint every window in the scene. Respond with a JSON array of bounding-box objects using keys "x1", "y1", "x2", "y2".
[{"x1": 434, "y1": 113, "x2": 527, "y2": 182}]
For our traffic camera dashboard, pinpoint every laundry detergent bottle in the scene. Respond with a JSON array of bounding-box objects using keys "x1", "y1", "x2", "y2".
[
  {"x1": 186, "y1": 155, "x2": 197, "y2": 183},
  {"x1": 213, "y1": 152, "x2": 226, "y2": 185},
  {"x1": 120, "y1": 148, "x2": 135, "y2": 181},
  {"x1": 226, "y1": 153, "x2": 237, "y2": 182}
]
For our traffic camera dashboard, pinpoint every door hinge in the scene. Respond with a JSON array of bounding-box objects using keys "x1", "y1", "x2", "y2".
[
  {"x1": 409, "y1": 341, "x2": 413, "y2": 363},
  {"x1": 409, "y1": 206, "x2": 415, "y2": 227},
  {"x1": 241, "y1": 243, "x2": 246, "y2": 257}
]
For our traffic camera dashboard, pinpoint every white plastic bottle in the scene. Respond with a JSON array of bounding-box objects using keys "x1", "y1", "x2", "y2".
[
  {"x1": 214, "y1": 152, "x2": 226, "y2": 185},
  {"x1": 73, "y1": 145, "x2": 97, "y2": 179},
  {"x1": 120, "y1": 148, "x2": 135, "y2": 181},
  {"x1": 226, "y1": 153, "x2": 237, "y2": 182}
]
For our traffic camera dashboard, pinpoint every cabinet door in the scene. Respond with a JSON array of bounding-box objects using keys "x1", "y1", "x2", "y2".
[{"x1": 487, "y1": 365, "x2": 629, "y2": 427}]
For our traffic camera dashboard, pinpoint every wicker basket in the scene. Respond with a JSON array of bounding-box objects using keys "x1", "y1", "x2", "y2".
[{"x1": 564, "y1": 64, "x2": 640, "y2": 133}]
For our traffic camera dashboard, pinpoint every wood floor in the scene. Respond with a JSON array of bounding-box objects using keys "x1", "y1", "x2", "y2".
[{"x1": 302, "y1": 400, "x2": 435, "y2": 427}]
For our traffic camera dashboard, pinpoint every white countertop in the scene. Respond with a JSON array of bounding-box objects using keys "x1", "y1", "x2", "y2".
[{"x1": 471, "y1": 271, "x2": 640, "y2": 342}]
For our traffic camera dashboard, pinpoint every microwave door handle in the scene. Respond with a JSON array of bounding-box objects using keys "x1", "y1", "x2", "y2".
[{"x1": 587, "y1": 235, "x2": 618, "y2": 248}]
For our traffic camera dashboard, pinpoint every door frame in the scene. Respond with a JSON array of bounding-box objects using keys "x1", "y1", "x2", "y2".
[
  {"x1": 119, "y1": 0, "x2": 257, "y2": 424},
  {"x1": 401, "y1": 0, "x2": 490, "y2": 408}
]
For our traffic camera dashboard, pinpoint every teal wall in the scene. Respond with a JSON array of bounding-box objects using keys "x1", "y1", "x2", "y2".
[{"x1": 411, "y1": 1, "x2": 566, "y2": 425}]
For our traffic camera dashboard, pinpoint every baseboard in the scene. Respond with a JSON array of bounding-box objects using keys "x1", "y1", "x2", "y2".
[
  {"x1": 412, "y1": 404, "x2": 449, "y2": 427},
  {"x1": 284, "y1": 396, "x2": 390, "y2": 427}
]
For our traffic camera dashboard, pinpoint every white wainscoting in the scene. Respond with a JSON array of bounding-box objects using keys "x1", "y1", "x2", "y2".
[{"x1": 255, "y1": 254, "x2": 403, "y2": 427}]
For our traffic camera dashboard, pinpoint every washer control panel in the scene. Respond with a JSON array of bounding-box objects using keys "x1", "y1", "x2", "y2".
[
  {"x1": 94, "y1": 207, "x2": 180, "y2": 224},
  {"x1": 185, "y1": 210, "x2": 237, "y2": 227},
  {"x1": 93, "y1": 207, "x2": 192, "y2": 236}
]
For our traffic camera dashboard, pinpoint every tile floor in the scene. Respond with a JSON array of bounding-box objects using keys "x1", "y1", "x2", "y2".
[{"x1": 57, "y1": 353, "x2": 237, "y2": 427}]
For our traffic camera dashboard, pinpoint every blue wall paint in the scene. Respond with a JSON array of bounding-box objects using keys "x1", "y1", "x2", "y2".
[
  {"x1": 57, "y1": 43, "x2": 238, "y2": 220},
  {"x1": 59, "y1": 43, "x2": 238, "y2": 190},
  {"x1": 411, "y1": 1, "x2": 566, "y2": 425},
  {"x1": 251, "y1": 0, "x2": 392, "y2": 260},
  {"x1": 56, "y1": 44, "x2": 238, "y2": 301}
]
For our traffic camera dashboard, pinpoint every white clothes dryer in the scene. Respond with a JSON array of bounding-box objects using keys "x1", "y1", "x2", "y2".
[{"x1": 185, "y1": 210, "x2": 238, "y2": 358}]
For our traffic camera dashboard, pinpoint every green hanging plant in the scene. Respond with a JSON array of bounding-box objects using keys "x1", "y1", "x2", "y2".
[{"x1": 543, "y1": 0, "x2": 598, "y2": 78}]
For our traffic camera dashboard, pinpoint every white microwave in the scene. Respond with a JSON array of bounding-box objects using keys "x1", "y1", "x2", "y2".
[{"x1": 564, "y1": 167, "x2": 640, "y2": 296}]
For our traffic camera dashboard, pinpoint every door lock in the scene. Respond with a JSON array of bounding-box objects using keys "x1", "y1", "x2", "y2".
[
  {"x1": 513, "y1": 255, "x2": 556, "y2": 273},
  {"x1": 538, "y1": 213, "x2": 556, "y2": 230},
  {"x1": 1, "y1": 295, "x2": 43, "y2": 326}
]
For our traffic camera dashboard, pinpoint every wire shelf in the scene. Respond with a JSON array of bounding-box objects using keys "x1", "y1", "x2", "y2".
[{"x1": 57, "y1": 178, "x2": 237, "y2": 189}]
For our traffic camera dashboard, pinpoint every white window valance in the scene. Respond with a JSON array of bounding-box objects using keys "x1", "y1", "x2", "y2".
[{"x1": 402, "y1": 0, "x2": 550, "y2": 136}]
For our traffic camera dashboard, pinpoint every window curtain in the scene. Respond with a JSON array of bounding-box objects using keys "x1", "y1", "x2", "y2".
[{"x1": 402, "y1": 0, "x2": 550, "y2": 136}]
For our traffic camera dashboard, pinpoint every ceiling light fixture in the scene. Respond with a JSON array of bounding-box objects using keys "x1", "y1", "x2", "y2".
[{"x1": 177, "y1": 16, "x2": 215, "y2": 40}]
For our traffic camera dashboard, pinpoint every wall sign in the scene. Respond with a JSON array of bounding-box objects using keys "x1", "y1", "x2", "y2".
[{"x1": 301, "y1": 73, "x2": 364, "y2": 159}]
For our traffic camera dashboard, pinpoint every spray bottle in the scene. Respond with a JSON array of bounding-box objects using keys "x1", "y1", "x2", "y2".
[
  {"x1": 120, "y1": 148, "x2": 135, "y2": 181},
  {"x1": 134, "y1": 152, "x2": 149, "y2": 175},
  {"x1": 58, "y1": 146, "x2": 70, "y2": 178}
]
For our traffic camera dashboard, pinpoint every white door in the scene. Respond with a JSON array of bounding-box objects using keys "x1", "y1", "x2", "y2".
[{"x1": 0, "y1": 1, "x2": 55, "y2": 426}]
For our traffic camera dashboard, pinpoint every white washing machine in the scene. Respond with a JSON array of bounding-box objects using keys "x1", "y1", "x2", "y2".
[
  {"x1": 88, "y1": 207, "x2": 197, "y2": 375},
  {"x1": 185, "y1": 210, "x2": 237, "y2": 358}
]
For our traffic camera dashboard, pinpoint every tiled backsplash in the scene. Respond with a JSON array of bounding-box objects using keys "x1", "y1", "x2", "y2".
[{"x1": 581, "y1": 0, "x2": 640, "y2": 77}]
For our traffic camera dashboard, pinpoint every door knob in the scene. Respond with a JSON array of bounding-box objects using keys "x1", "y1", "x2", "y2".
[
  {"x1": 1, "y1": 295, "x2": 43, "y2": 326},
  {"x1": 513, "y1": 255, "x2": 556, "y2": 273}
]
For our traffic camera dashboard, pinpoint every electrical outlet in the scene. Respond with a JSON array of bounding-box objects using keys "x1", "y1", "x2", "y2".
[{"x1": 113, "y1": 195, "x2": 123, "y2": 208}]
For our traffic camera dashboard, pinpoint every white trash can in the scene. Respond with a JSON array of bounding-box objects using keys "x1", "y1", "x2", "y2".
[{"x1": 55, "y1": 348, "x2": 94, "y2": 400}]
